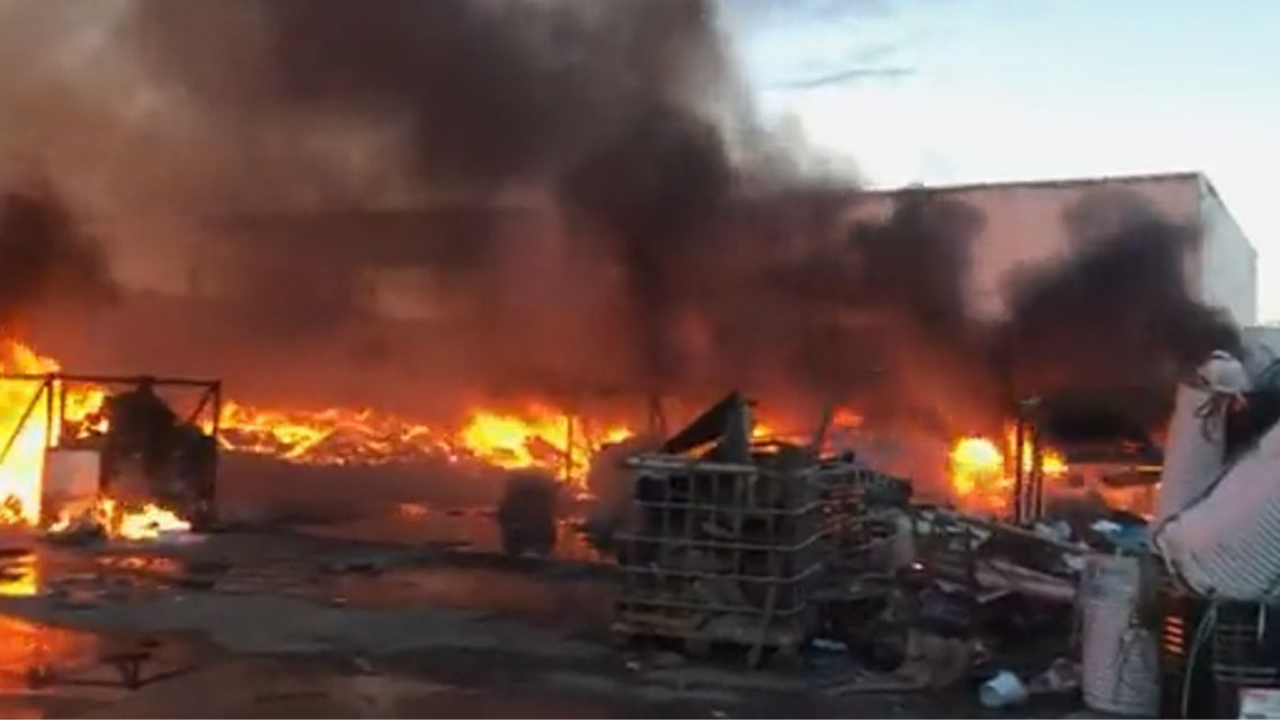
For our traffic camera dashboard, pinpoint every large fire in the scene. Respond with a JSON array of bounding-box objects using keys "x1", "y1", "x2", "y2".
[
  {"x1": 948, "y1": 425, "x2": 1068, "y2": 516},
  {"x1": 0, "y1": 337, "x2": 868, "y2": 533},
  {"x1": 218, "y1": 400, "x2": 637, "y2": 484},
  {"x1": 0, "y1": 338, "x2": 654, "y2": 530}
]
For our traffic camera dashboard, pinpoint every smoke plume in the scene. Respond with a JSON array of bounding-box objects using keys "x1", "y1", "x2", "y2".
[
  {"x1": 999, "y1": 205, "x2": 1241, "y2": 397},
  {"x1": 0, "y1": 186, "x2": 115, "y2": 331},
  {"x1": 0, "y1": 0, "x2": 1242, "y2": 463}
]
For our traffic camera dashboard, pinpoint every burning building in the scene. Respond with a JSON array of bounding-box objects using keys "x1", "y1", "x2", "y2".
[
  {"x1": 851, "y1": 172, "x2": 1256, "y2": 328},
  {"x1": 852, "y1": 172, "x2": 1257, "y2": 516}
]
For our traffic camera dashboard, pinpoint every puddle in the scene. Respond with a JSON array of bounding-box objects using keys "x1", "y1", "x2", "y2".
[
  {"x1": 0, "y1": 556, "x2": 38, "y2": 597},
  {"x1": 0, "y1": 616, "x2": 103, "y2": 718},
  {"x1": 301, "y1": 505, "x2": 606, "y2": 562},
  {"x1": 322, "y1": 565, "x2": 614, "y2": 630}
]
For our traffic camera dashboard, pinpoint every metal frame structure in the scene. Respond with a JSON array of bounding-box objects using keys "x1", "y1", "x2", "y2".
[
  {"x1": 0, "y1": 373, "x2": 222, "y2": 524},
  {"x1": 612, "y1": 452, "x2": 881, "y2": 662}
]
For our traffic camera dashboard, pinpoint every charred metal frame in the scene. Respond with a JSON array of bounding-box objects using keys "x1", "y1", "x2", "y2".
[
  {"x1": 0, "y1": 373, "x2": 222, "y2": 524},
  {"x1": 1012, "y1": 397, "x2": 1046, "y2": 525},
  {"x1": 0, "y1": 374, "x2": 222, "y2": 455}
]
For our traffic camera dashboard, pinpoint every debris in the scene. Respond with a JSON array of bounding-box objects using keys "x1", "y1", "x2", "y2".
[
  {"x1": 1028, "y1": 657, "x2": 1080, "y2": 694},
  {"x1": 978, "y1": 669, "x2": 1029, "y2": 709},
  {"x1": 1239, "y1": 688, "x2": 1280, "y2": 720},
  {"x1": 810, "y1": 638, "x2": 849, "y2": 653},
  {"x1": 894, "y1": 629, "x2": 972, "y2": 690},
  {"x1": 496, "y1": 474, "x2": 559, "y2": 557}
]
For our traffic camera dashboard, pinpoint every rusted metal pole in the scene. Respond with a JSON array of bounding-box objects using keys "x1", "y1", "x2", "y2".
[
  {"x1": 563, "y1": 412, "x2": 575, "y2": 484},
  {"x1": 1012, "y1": 416, "x2": 1025, "y2": 524},
  {"x1": 187, "y1": 385, "x2": 214, "y2": 427},
  {"x1": 209, "y1": 382, "x2": 220, "y2": 433},
  {"x1": 57, "y1": 378, "x2": 67, "y2": 444},
  {"x1": 43, "y1": 378, "x2": 53, "y2": 448}
]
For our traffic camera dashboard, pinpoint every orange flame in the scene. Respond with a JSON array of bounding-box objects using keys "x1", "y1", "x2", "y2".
[
  {"x1": 949, "y1": 436, "x2": 1009, "y2": 514},
  {"x1": 2, "y1": 337, "x2": 864, "y2": 522},
  {"x1": 0, "y1": 338, "x2": 649, "y2": 522},
  {"x1": 0, "y1": 340, "x2": 60, "y2": 524},
  {"x1": 48, "y1": 497, "x2": 191, "y2": 541},
  {"x1": 947, "y1": 423, "x2": 1070, "y2": 516}
]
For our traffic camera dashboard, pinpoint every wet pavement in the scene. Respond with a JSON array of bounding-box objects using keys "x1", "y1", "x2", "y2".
[{"x1": 0, "y1": 520, "x2": 1081, "y2": 718}]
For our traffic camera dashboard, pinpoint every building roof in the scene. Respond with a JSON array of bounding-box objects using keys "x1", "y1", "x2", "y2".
[{"x1": 859, "y1": 170, "x2": 1214, "y2": 199}]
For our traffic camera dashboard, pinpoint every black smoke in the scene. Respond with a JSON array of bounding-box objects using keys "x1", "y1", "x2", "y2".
[
  {"x1": 0, "y1": 187, "x2": 115, "y2": 331},
  {"x1": 563, "y1": 105, "x2": 734, "y2": 386},
  {"x1": 123, "y1": 0, "x2": 735, "y2": 196},
  {"x1": 0, "y1": 1, "x2": 1243, "y2": 445},
  {"x1": 998, "y1": 215, "x2": 1241, "y2": 396}
]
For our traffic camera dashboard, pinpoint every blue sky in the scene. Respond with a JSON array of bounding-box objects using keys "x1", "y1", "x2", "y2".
[{"x1": 724, "y1": 0, "x2": 1280, "y2": 321}]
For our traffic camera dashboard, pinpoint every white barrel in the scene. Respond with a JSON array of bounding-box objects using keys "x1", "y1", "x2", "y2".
[
  {"x1": 1155, "y1": 419, "x2": 1280, "y2": 599},
  {"x1": 1080, "y1": 555, "x2": 1159, "y2": 717}
]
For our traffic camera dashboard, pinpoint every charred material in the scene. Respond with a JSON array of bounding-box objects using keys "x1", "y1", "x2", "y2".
[
  {"x1": 0, "y1": 372, "x2": 221, "y2": 530},
  {"x1": 496, "y1": 474, "x2": 559, "y2": 557}
]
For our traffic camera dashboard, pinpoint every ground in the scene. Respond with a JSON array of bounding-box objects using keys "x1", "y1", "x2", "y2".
[{"x1": 0, "y1": 512, "x2": 1083, "y2": 718}]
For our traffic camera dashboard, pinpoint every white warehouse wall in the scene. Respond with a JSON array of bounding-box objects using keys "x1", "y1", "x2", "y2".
[
  {"x1": 849, "y1": 173, "x2": 1254, "y2": 326},
  {"x1": 1197, "y1": 176, "x2": 1258, "y2": 325}
]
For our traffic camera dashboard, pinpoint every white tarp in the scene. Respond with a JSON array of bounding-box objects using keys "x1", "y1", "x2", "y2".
[
  {"x1": 1154, "y1": 351, "x2": 1250, "y2": 525},
  {"x1": 1155, "y1": 419, "x2": 1280, "y2": 599}
]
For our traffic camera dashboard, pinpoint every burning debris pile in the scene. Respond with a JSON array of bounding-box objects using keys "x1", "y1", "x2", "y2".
[
  {"x1": 0, "y1": 336, "x2": 647, "y2": 535},
  {"x1": 48, "y1": 497, "x2": 191, "y2": 542}
]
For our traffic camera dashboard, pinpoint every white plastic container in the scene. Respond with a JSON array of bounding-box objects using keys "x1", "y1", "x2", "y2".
[
  {"x1": 979, "y1": 670, "x2": 1029, "y2": 709},
  {"x1": 1079, "y1": 555, "x2": 1159, "y2": 717}
]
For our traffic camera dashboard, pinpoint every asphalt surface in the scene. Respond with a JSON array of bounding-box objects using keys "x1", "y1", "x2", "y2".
[{"x1": 0, "y1": 517, "x2": 1085, "y2": 718}]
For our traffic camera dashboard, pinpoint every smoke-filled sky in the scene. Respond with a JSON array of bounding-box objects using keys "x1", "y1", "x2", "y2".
[
  {"x1": 0, "y1": 0, "x2": 1244, "y2": 448},
  {"x1": 725, "y1": 0, "x2": 1280, "y2": 321}
]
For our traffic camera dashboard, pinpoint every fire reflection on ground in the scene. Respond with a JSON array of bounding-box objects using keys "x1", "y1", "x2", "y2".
[
  {"x1": 0, "y1": 555, "x2": 38, "y2": 597},
  {"x1": 0, "y1": 616, "x2": 102, "y2": 718}
]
